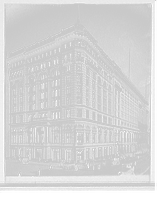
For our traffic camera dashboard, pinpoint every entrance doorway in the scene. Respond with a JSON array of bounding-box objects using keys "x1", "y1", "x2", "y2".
[
  {"x1": 36, "y1": 149, "x2": 43, "y2": 161},
  {"x1": 77, "y1": 151, "x2": 83, "y2": 163},
  {"x1": 53, "y1": 149, "x2": 60, "y2": 162}
]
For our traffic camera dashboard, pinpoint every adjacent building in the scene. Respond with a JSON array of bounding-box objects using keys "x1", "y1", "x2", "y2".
[{"x1": 5, "y1": 23, "x2": 149, "y2": 170}]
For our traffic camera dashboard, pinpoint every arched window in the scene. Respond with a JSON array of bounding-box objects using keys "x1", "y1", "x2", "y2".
[
  {"x1": 40, "y1": 73, "x2": 47, "y2": 109},
  {"x1": 52, "y1": 69, "x2": 61, "y2": 107},
  {"x1": 29, "y1": 76, "x2": 35, "y2": 110}
]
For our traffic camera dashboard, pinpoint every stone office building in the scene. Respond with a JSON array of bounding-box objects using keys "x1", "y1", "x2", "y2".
[{"x1": 5, "y1": 23, "x2": 149, "y2": 169}]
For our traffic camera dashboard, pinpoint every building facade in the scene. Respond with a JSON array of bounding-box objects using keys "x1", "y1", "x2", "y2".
[
  {"x1": 4, "y1": 47, "x2": 10, "y2": 158},
  {"x1": 5, "y1": 23, "x2": 149, "y2": 170}
]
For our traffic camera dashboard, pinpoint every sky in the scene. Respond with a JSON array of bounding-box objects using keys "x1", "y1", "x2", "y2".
[{"x1": 5, "y1": 4, "x2": 152, "y2": 95}]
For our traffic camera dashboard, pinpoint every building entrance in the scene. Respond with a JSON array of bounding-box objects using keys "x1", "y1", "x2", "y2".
[
  {"x1": 53, "y1": 149, "x2": 60, "y2": 162},
  {"x1": 36, "y1": 149, "x2": 43, "y2": 161}
]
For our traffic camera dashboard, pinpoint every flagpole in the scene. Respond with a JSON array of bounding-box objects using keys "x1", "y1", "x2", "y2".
[
  {"x1": 128, "y1": 48, "x2": 131, "y2": 80},
  {"x1": 77, "y1": 4, "x2": 80, "y2": 24}
]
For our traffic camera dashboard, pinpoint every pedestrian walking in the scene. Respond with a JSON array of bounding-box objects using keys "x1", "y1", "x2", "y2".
[
  {"x1": 38, "y1": 169, "x2": 41, "y2": 176},
  {"x1": 49, "y1": 165, "x2": 52, "y2": 171}
]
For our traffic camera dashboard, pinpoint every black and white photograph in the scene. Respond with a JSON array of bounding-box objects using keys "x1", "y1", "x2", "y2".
[{"x1": 0, "y1": 0, "x2": 156, "y2": 190}]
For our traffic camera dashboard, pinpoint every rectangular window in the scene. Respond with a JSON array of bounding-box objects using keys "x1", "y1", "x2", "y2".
[
  {"x1": 92, "y1": 81, "x2": 95, "y2": 89},
  {"x1": 40, "y1": 133, "x2": 44, "y2": 144},
  {"x1": 98, "y1": 134, "x2": 101, "y2": 144},
  {"x1": 77, "y1": 97, "x2": 82, "y2": 104},
  {"x1": 13, "y1": 97, "x2": 16, "y2": 104},
  {"x1": 109, "y1": 135, "x2": 111, "y2": 142},
  {"x1": 92, "y1": 112, "x2": 95, "y2": 120},
  {"x1": 13, "y1": 106, "x2": 16, "y2": 112},
  {"x1": 86, "y1": 76, "x2": 89, "y2": 85},
  {"x1": 55, "y1": 112, "x2": 58, "y2": 119},
  {"x1": 86, "y1": 110, "x2": 89, "y2": 119},
  {"x1": 104, "y1": 134, "x2": 106, "y2": 142},
  {"x1": 19, "y1": 87, "x2": 23, "y2": 95},
  {"x1": 67, "y1": 86, "x2": 71, "y2": 94},
  {"x1": 104, "y1": 147, "x2": 107, "y2": 158},
  {"x1": 93, "y1": 133, "x2": 95, "y2": 143},
  {"x1": 77, "y1": 85, "x2": 82, "y2": 93},
  {"x1": 66, "y1": 109, "x2": 71, "y2": 118},
  {"x1": 13, "y1": 135, "x2": 16, "y2": 143},
  {"x1": 66, "y1": 149, "x2": 72, "y2": 162},
  {"x1": 86, "y1": 148, "x2": 90, "y2": 160},
  {"x1": 77, "y1": 74, "x2": 82, "y2": 83},
  {"x1": 92, "y1": 101, "x2": 95, "y2": 108},
  {"x1": 28, "y1": 134, "x2": 32, "y2": 143},
  {"x1": 77, "y1": 109, "x2": 82, "y2": 117},
  {"x1": 67, "y1": 97, "x2": 71, "y2": 104},
  {"x1": 77, "y1": 132, "x2": 83, "y2": 144},
  {"x1": 54, "y1": 133, "x2": 60, "y2": 143},
  {"x1": 76, "y1": 64, "x2": 81, "y2": 71},
  {"x1": 13, "y1": 88, "x2": 16, "y2": 96},
  {"x1": 13, "y1": 116, "x2": 16, "y2": 123},
  {"x1": 19, "y1": 115, "x2": 23, "y2": 122},
  {"x1": 20, "y1": 135, "x2": 23, "y2": 143},
  {"x1": 86, "y1": 133, "x2": 89, "y2": 143},
  {"x1": 20, "y1": 97, "x2": 23, "y2": 103},
  {"x1": 66, "y1": 75, "x2": 71, "y2": 85},
  {"x1": 86, "y1": 98, "x2": 89, "y2": 106},
  {"x1": 66, "y1": 65, "x2": 71, "y2": 72},
  {"x1": 98, "y1": 148, "x2": 101, "y2": 158},
  {"x1": 86, "y1": 88, "x2": 89, "y2": 95},
  {"x1": 67, "y1": 133, "x2": 71, "y2": 143},
  {"x1": 92, "y1": 92, "x2": 95, "y2": 99}
]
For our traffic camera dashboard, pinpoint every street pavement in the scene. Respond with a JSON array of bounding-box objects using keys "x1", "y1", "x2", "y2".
[{"x1": 5, "y1": 155, "x2": 150, "y2": 176}]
